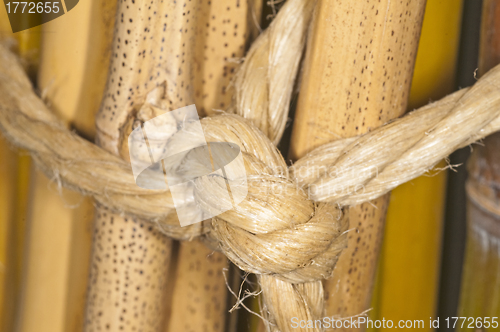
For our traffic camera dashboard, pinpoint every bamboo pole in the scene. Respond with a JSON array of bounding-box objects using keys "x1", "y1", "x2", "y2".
[
  {"x1": 85, "y1": 1, "x2": 205, "y2": 330},
  {"x1": 166, "y1": 2, "x2": 261, "y2": 332},
  {"x1": 0, "y1": 5, "x2": 10, "y2": 37},
  {"x1": 193, "y1": 0, "x2": 262, "y2": 116},
  {"x1": 458, "y1": 0, "x2": 500, "y2": 326},
  {"x1": 0, "y1": 134, "x2": 17, "y2": 331},
  {"x1": 85, "y1": 1, "x2": 263, "y2": 330},
  {"x1": 13, "y1": 2, "x2": 117, "y2": 332},
  {"x1": 459, "y1": 132, "x2": 500, "y2": 328},
  {"x1": 0, "y1": 8, "x2": 36, "y2": 332},
  {"x1": 372, "y1": 0, "x2": 463, "y2": 329},
  {"x1": 0, "y1": 8, "x2": 17, "y2": 331},
  {"x1": 288, "y1": 1, "x2": 426, "y2": 329},
  {"x1": 0, "y1": 143, "x2": 30, "y2": 332},
  {"x1": 16, "y1": 25, "x2": 41, "y2": 80},
  {"x1": 478, "y1": 0, "x2": 500, "y2": 74}
]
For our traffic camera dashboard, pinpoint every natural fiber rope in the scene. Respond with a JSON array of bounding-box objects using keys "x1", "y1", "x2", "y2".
[
  {"x1": 2, "y1": 0, "x2": 500, "y2": 330},
  {"x1": 4, "y1": 41, "x2": 500, "y2": 232},
  {"x1": 230, "y1": 0, "x2": 315, "y2": 145}
]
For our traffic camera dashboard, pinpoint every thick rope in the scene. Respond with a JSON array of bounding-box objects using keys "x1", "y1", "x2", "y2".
[
  {"x1": 2, "y1": 0, "x2": 500, "y2": 330},
  {"x1": 4, "y1": 44, "x2": 500, "y2": 228},
  {"x1": 230, "y1": 0, "x2": 315, "y2": 145}
]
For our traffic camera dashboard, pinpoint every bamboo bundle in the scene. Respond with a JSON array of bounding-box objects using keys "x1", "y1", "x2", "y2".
[
  {"x1": 5, "y1": 24, "x2": 500, "y2": 332},
  {"x1": 4, "y1": 1, "x2": 500, "y2": 332},
  {"x1": 82, "y1": 1, "x2": 263, "y2": 330},
  {"x1": 459, "y1": 0, "x2": 500, "y2": 327},
  {"x1": 371, "y1": 0, "x2": 463, "y2": 329},
  {"x1": 289, "y1": 2, "x2": 426, "y2": 330}
]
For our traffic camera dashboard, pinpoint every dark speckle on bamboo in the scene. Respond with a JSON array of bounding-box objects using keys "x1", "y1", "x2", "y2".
[{"x1": 85, "y1": 204, "x2": 172, "y2": 331}]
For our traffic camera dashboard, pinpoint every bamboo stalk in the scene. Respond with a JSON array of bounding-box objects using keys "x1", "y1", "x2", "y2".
[
  {"x1": 0, "y1": 8, "x2": 35, "y2": 332},
  {"x1": 166, "y1": 240, "x2": 230, "y2": 332},
  {"x1": 0, "y1": 6, "x2": 11, "y2": 37},
  {"x1": 458, "y1": 0, "x2": 500, "y2": 327},
  {"x1": 0, "y1": 147, "x2": 30, "y2": 332},
  {"x1": 85, "y1": 1, "x2": 263, "y2": 330},
  {"x1": 166, "y1": 2, "x2": 262, "y2": 332},
  {"x1": 0, "y1": 136, "x2": 21, "y2": 332},
  {"x1": 460, "y1": 132, "x2": 500, "y2": 328},
  {"x1": 0, "y1": 7, "x2": 17, "y2": 331},
  {"x1": 371, "y1": 0, "x2": 463, "y2": 329},
  {"x1": 194, "y1": 0, "x2": 262, "y2": 116},
  {"x1": 16, "y1": 25, "x2": 41, "y2": 80},
  {"x1": 288, "y1": 1, "x2": 426, "y2": 330},
  {"x1": 14, "y1": 1, "x2": 117, "y2": 331},
  {"x1": 86, "y1": 1, "x2": 204, "y2": 330}
]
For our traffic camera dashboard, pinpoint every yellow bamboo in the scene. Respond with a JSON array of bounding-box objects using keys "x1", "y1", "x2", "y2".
[
  {"x1": 166, "y1": 2, "x2": 262, "y2": 332},
  {"x1": 85, "y1": 1, "x2": 198, "y2": 329},
  {"x1": 0, "y1": 146, "x2": 31, "y2": 332},
  {"x1": 16, "y1": 26, "x2": 41, "y2": 79},
  {"x1": 0, "y1": 136, "x2": 19, "y2": 331},
  {"x1": 371, "y1": 1, "x2": 463, "y2": 330},
  {"x1": 194, "y1": 0, "x2": 262, "y2": 116},
  {"x1": 288, "y1": 1, "x2": 426, "y2": 331},
  {"x1": 0, "y1": 6, "x2": 15, "y2": 330},
  {"x1": 14, "y1": 1, "x2": 117, "y2": 331},
  {"x1": 0, "y1": 6, "x2": 11, "y2": 36},
  {"x1": 0, "y1": 6, "x2": 36, "y2": 332}
]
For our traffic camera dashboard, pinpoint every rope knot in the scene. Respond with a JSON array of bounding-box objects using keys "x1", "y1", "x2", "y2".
[{"x1": 196, "y1": 114, "x2": 348, "y2": 283}]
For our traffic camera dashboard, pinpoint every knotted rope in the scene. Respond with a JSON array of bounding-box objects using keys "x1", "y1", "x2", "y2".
[
  {"x1": 3, "y1": 39, "x2": 500, "y2": 328},
  {"x1": 2, "y1": 0, "x2": 500, "y2": 330}
]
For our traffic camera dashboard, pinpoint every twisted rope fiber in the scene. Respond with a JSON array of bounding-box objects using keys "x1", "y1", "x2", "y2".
[
  {"x1": 4, "y1": 42, "x2": 500, "y2": 229},
  {"x1": 2, "y1": 0, "x2": 500, "y2": 330}
]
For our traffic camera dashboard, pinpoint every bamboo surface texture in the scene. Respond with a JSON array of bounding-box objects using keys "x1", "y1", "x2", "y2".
[
  {"x1": 0, "y1": 7, "x2": 16, "y2": 330},
  {"x1": 14, "y1": 1, "x2": 117, "y2": 331},
  {"x1": 85, "y1": 1, "x2": 188, "y2": 329},
  {"x1": 0, "y1": 7, "x2": 35, "y2": 332},
  {"x1": 288, "y1": 1, "x2": 426, "y2": 330},
  {"x1": 459, "y1": 0, "x2": 500, "y2": 328},
  {"x1": 460, "y1": 132, "x2": 500, "y2": 329},
  {"x1": 167, "y1": 2, "x2": 261, "y2": 332},
  {"x1": 371, "y1": 0, "x2": 463, "y2": 329}
]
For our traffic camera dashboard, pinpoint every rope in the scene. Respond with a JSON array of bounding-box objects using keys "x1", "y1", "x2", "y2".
[
  {"x1": 2, "y1": 0, "x2": 500, "y2": 330},
  {"x1": 3, "y1": 43, "x2": 500, "y2": 233}
]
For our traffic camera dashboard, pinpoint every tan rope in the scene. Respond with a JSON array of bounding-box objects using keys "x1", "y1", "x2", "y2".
[
  {"x1": 4, "y1": 42, "x2": 500, "y2": 228},
  {"x1": 2, "y1": 0, "x2": 500, "y2": 330},
  {"x1": 230, "y1": 0, "x2": 316, "y2": 145}
]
